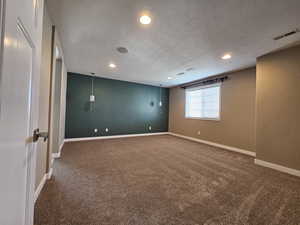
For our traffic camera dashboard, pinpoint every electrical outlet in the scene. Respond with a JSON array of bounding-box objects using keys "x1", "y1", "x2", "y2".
[
  {"x1": 149, "y1": 126, "x2": 152, "y2": 131},
  {"x1": 105, "y1": 128, "x2": 109, "y2": 132},
  {"x1": 197, "y1": 131, "x2": 201, "y2": 135},
  {"x1": 94, "y1": 128, "x2": 98, "y2": 133}
]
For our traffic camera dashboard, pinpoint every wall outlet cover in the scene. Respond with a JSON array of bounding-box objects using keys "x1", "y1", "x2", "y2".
[
  {"x1": 90, "y1": 95, "x2": 95, "y2": 102},
  {"x1": 94, "y1": 128, "x2": 98, "y2": 133},
  {"x1": 105, "y1": 128, "x2": 109, "y2": 132}
]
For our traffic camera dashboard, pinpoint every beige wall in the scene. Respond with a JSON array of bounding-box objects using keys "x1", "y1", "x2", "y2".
[
  {"x1": 35, "y1": 4, "x2": 68, "y2": 189},
  {"x1": 169, "y1": 68, "x2": 256, "y2": 152},
  {"x1": 59, "y1": 63, "x2": 67, "y2": 147},
  {"x1": 49, "y1": 30, "x2": 67, "y2": 156},
  {"x1": 256, "y1": 45, "x2": 300, "y2": 170},
  {"x1": 35, "y1": 6, "x2": 53, "y2": 189},
  {"x1": 50, "y1": 58, "x2": 62, "y2": 155}
]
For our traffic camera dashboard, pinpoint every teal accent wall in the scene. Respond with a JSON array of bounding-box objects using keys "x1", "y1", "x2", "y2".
[{"x1": 65, "y1": 73, "x2": 169, "y2": 138}]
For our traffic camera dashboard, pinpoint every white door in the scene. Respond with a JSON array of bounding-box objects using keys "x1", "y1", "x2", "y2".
[{"x1": 0, "y1": 0, "x2": 44, "y2": 225}]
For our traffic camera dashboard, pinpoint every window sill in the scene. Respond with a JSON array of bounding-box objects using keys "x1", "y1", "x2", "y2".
[{"x1": 185, "y1": 117, "x2": 221, "y2": 121}]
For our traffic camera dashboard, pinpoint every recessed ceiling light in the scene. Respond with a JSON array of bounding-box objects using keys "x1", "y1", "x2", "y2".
[
  {"x1": 222, "y1": 54, "x2": 232, "y2": 60},
  {"x1": 168, "y1": 77, "x2": 173, "y2": 80},
  {"x1": 109, "y1": 63, "x2": 116, "y2": 68},
  {"x1": 140, "y1": 15, "x2": 151, "y2": 25}
]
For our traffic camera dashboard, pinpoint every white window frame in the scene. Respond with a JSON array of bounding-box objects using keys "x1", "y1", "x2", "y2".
[{"x1": 185, "y1": 83, "x2": 221, "y2": 121}]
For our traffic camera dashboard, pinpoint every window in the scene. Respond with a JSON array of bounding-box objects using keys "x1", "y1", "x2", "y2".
[{"x1": 185, "y1": 84, "x2": 221, "y2": 120}]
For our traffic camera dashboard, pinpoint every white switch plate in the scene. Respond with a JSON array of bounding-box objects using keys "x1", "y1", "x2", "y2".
[
  {"x1": 94, "y1": 128, "x2": 98, "y2": 133},
  {"x1": 105, "y1": 128, "x2": 109, "y2": 132}
]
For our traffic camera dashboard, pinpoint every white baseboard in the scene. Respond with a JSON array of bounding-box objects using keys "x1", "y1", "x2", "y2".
[
  {"x1": 168, "y1": 132, "x2": 256, "y2": 157},
  {"x1": 47, "y1": 168, "x2": 53, "y2": 180},
  {"x1": 59, "y1": 141, "x2": 64, "y2": 153},
  {"x1": 34, "y1": 168, "x2": 54, "y2": 203},
  {"x1": 34, "y1": 174, "x2": 47, "y2": 203},
  {"x1": 52, "y1": 152, "x2": 61, "y2": 159},
  {"x1": 255, "y1": 159, "x2": 300, "y2": 177},
  {"x1": 64, "y1": 132, "x2": 169, "y2": 143},
  {"x1": 52, "y1": 141, "x2": 64, "y2": 159}
]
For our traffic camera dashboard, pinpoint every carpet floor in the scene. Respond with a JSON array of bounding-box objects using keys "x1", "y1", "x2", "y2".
[{"x1": 34, "y1": 135, "x2": 300, "y2": 225}]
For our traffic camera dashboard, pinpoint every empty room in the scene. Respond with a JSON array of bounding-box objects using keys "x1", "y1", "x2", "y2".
[{"x1": 0, "y1": 0, "x2": 300, "y2": 225}]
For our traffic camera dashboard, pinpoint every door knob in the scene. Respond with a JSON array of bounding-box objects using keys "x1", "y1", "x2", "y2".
[{"x1": 33, "y1": 128, "x2": 48, "y2": 142}]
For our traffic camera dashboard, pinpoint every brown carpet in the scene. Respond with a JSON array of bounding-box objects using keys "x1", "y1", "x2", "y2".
[{"x1": 34, "y1": 135, "x2": 300, "y2": 225}]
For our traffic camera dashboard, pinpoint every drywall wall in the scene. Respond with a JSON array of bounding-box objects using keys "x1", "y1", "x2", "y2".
[
  {"x1": 35, "y1": 3, "x2": 68, "y2": 189},
  {"x1": 35, "y1": 5, "x2": 52, "y2": 189},
  {"x1": 48, "y1": 25, "x2": 67, "y2": 157},
  {"x1": 65, "y1": 73, "x2": 169, "y2": 138},
  {"x1": 59, "y1": 63, "x2": 67, "y2": 147},
  {"x1": 169, "y1": 68, "x2": 256, "y2": 152},
  {"x1": 50, "y1": 59, "x2": 62, "y2": 155},
  {"x1": 256, "y1": 45, "x2": 300, "y2": 170}
]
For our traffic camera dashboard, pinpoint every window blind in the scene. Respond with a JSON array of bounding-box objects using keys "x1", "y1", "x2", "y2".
[{"x1": 185, "y1": 85, "x2": 220, "y2": 119}]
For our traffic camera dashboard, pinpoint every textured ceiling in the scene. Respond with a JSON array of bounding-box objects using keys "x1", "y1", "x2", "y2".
[{"x1": 46, "y1": 0, "x2": 300, "y2": 87}]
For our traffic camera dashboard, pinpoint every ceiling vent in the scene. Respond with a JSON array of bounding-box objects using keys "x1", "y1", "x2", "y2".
[
  {"x1": 186, "y1": 67, "x2": 195, "y2": 72},
  {"x1": 273, "y1": 29, "x2": 300, "y2": 40},
  {"x1": 177, "y1": 72, "x2": 185, "y2": 76},
  {"x1": 116, "y1": 47, "x2": 129, "y2": 54}
]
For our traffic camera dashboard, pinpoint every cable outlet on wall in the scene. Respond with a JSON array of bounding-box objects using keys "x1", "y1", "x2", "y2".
[
  {"x1": 105, "y1": 128, "x2": 109, "y2": 132},
  {"x1": 94, "y1": 128, "x2": 98, "y2": 133},
  {"x1": 197, "y1": 131, "x2": 201, "y2": 135}
]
